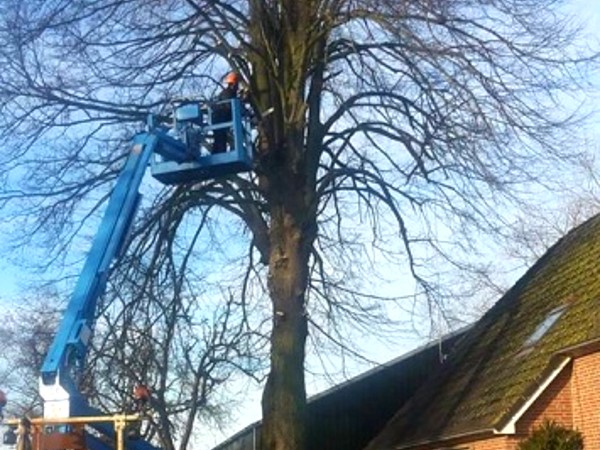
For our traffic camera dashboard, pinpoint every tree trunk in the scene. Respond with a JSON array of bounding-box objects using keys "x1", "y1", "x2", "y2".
[
  {"x1": 248, "y1": 1, "x2": 321, "y2": 448},
  {"x1": 261, "y1": 180, "x2": 313, "y2": 450}
]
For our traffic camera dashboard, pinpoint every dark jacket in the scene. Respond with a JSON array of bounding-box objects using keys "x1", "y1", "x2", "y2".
[{"x1": 213, "y1": 84, "x2": 238, "y2": 123}]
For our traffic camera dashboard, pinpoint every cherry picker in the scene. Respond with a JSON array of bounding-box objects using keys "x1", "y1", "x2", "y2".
[{"x1": 2, "y1": 98, "x2": 254, "y2": 450}]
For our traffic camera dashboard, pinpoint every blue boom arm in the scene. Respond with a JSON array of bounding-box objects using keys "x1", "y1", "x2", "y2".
[
  {"x1": 38, "y1": 134, "x2": 166, "y2": 450},
  {"x1": 38, "y1": 134, "x2": 184, "y2": 450},
  {"x1": 38, "y1": 99, "x2": 253, "y2": 450},
  {"x1": 40, "y1": 137, "x2": 156, "y2": 393}
]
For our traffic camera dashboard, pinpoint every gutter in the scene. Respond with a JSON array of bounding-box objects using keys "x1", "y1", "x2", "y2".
[{"x1": 394, "y1": 428, "x2": 496, "y2": 450}]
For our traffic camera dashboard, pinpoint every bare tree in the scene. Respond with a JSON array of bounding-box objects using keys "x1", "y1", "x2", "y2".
[
  {"x1": 90, "y1": 288, "x2": 263, "y2": 450},
  {"x1": 0, "y1": 295, "x2": 58, "y2": 418},
  {"x1": 0, "y1": 1, "x2": 596, "y2": 449},
  {"x1": 0, "y1": 274, "x2": 263, "y2": 450},
  {"x1": 85, "y1": 210, "x2": 266, "y2": 450}
]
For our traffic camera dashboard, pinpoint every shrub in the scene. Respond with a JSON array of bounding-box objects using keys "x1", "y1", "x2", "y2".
[{"x1": 517, "y1": 420, "x2": 583, "y2": 450}]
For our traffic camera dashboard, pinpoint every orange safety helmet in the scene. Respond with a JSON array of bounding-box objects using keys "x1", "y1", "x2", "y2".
[{"x1": 224, "y1": 72, "x2": 239, "y2": 85}]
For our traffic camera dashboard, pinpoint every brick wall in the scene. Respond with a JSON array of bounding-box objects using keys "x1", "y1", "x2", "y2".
[
  {"x1": 571, "y1": 352, "x2": 600, "y2": 448},
  {"x1": 514, "y1": 353, "x2": 600, "y2": 447},
  {"x1": 466, "y1": 436, "x2": 518, "y2": 450}
]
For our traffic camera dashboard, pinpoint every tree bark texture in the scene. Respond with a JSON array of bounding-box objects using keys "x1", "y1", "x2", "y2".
[
  {"x1": 261, "y1": 198, "x2": 311, "y2": 450},
  {"x1": 247, "y1": 1, "x2": 323, "y2": 448}
]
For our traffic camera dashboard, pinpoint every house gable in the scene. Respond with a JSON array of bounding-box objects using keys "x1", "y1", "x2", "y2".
[{"x1": 366, "y1": 213, "x2": 600, "y2": 450}]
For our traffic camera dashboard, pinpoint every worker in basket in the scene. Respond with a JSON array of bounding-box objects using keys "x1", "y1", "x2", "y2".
[{"x1": 212, "y1": 71, "x2": 241, "y2": 154}]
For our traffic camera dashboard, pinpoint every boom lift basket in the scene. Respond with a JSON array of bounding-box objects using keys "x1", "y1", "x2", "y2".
[{"x1": 150, "y1": 98, "x2": 254, "y2": 184}]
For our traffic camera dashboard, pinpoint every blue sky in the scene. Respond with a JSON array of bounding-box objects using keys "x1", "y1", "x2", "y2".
[{"x1": 2, "y1": 1, "x2": 600, "y2": 447}]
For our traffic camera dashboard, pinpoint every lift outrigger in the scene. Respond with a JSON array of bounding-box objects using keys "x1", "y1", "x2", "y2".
[{"x1": 2, "y1": 98, "x2": 254, "y2": 450}]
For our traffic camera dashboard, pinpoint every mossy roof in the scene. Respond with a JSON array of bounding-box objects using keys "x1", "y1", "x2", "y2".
[{"x1": 366, "y1": 213, "x2": 600, "y2": 450}]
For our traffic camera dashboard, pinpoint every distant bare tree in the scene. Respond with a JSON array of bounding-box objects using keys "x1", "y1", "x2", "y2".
[
  {"x1": 0, "y1": 285, "x2": 263, "y2": 450},
  {"x1": 0, "y1": 1, "x2": 596, "y2": 449},
  {"x1": 89, "y1": 285, "x2": 264, "y2": 450},
  {"x1": 506, "y1": 153, "x2": 600, "y2": 265},
  {"x1": 0, "y1": 295, "x2": 57, "y2": 418}
]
